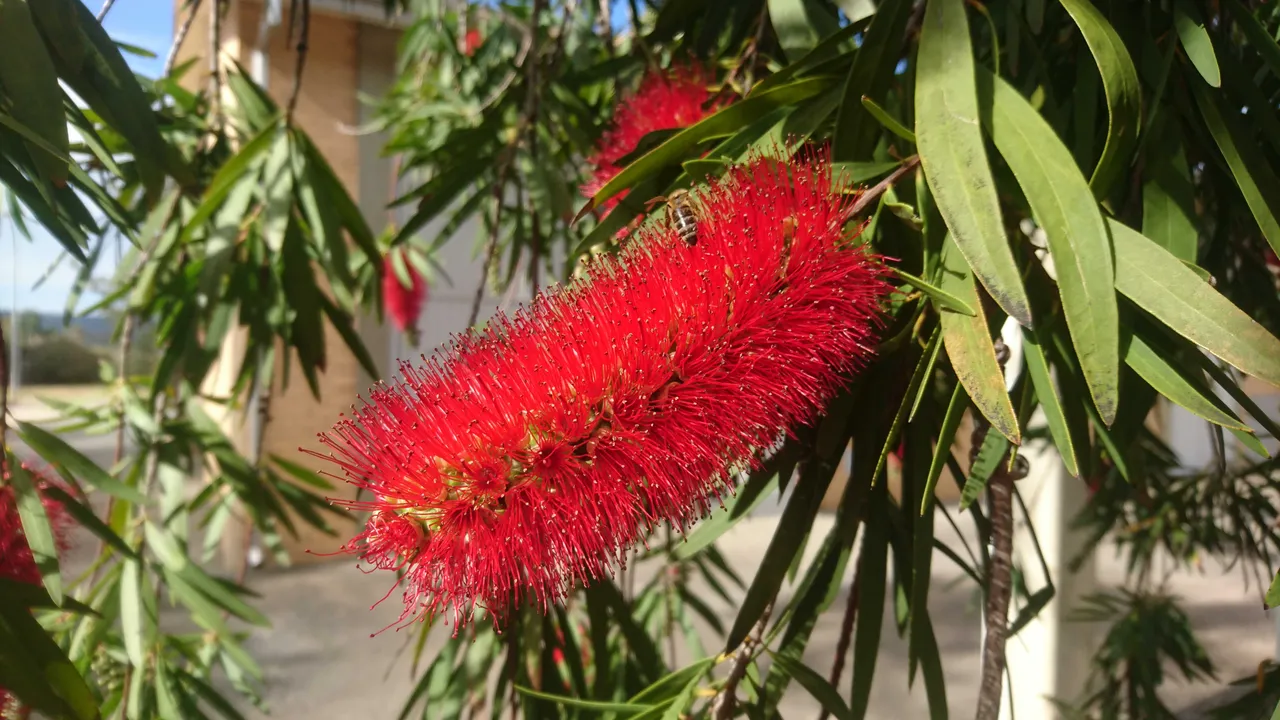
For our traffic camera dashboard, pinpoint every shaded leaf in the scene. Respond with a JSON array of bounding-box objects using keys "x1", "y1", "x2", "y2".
[
  {"x1": 937, "y1": 235, "x2": 1020, "y2": 444},
  {"x1": 916, "y1": 0, "x2": 1031, "y2": 326}
]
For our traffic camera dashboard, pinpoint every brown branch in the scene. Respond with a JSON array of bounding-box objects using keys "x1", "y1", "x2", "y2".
[
  {"x1": 285, "y1": 0, "x2": 311, "y2": 127},
  {"x1": 96, "y1": 0, "x2": 118, "y2": 22},
  {"x1": 819, "y1": 565, "x2": 862, "y2": 720},
  {"x1": 850, "y1": 155, "x2": 921, "y2": 217},
  {"x1": 711, "y1": 601, "x2": 774, "y2": 720},
  {"x1": 597, "y1": 0, "x2": 614, "y2": 56},
  {"x1": 164, "y1": 0, "x2": 204, "y2": 78},
  {"x1": 974, "y1": 338, "x2": 1025, "y2": 720}
]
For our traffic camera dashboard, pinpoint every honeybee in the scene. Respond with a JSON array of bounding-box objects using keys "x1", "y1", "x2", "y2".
[{"x1": 646, "y1": 189, "x2": 699, "y2": 246}]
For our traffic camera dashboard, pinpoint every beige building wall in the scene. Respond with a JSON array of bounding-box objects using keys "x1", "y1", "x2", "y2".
[{"x1": 178, "y1": 0, "x2": 401, "y2": 566}]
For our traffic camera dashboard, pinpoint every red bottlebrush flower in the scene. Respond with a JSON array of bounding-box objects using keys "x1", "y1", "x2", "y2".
[
  {"x1": 384, "y1": 249, "x2": 427, "y2": 346},
  {"x1": 0, "y1": 464, "x2": 70, "y2": 586},
  {"x1": 581, "y1": 64, "x2": 726, "y2": 216},
  {"x1": 1, "y1": 464, "x2": 71, "y2": 719},
  {"x1": 464, "y1": 28, "x2": 482, "y2": 57},
  {"x1": 311, "y1": 149, "x2": 889, "y2": 630}
]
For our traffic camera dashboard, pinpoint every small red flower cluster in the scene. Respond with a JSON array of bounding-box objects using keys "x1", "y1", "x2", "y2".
[
  {"x1": 464, "y1": 28, "x2": 482, "y2": 57},
  {"x1": 383, "y1": 249, "x2": 428, "y2": 345},
  {"x1": 1, "y1": 464, "x2": 70, "y2": 719},
  {"x1": 313, "y1": 149, "x2": 889, "y2": 630},
  {"x1": 581, "y1": 64, "x2": 725, "y2": 215}
]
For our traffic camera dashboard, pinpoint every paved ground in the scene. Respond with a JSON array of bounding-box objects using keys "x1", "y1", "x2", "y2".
[{"x1": 7, "y1": 397, "x2": 1276, "y2": 719}]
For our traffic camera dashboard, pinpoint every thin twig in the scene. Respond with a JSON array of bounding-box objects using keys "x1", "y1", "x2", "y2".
[
  {"x1": 0, "y1": 319, "x2": 9, "y2": 482},
  {"x1": 96, "y1": 0, "x2": 118, "y2": 22},
  {"x1": 850, "y1": 155, "x2": 922, "y2": 217},
  {"x1": 711, "y1": 601, "x2": 774, "y2": 720},
  {"x1": 285, "y1": 0, "x2": 311, "y2": 127},
  {"x1": 209, "y1": 0, "x2": 224, "y2": 132},
  {"x1": 469, "y1": 0, "x2": 545, "y2": 326},
  {"x1": 469, "y1": 155, "x2": 515, "y2": 327},
  {"x1": 974, "y1": 339, "x2": 1024, "y2": 720},
  {"x1": 598, "y1": 0, "x2": 614, "y2": 56},
  {"x1": 164, "y1": 0, "x2": 205, "y2": 78},
  {"x1": 113, "y1": 316, "x2": 135, "y2": 466},
  {"x1": 819, "y1": 565, "x2": 862, "y2": 720}
]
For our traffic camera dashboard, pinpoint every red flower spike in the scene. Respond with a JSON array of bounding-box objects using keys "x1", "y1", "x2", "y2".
[
  {"x1": 464, "y1": 28, "x2": 482, "y2": 57},
  {"x1": 383, "y1": 250, "x2": 427, "y2": 346},
  {"x1": 582, "y1": 63, "x2": 726, "y2": 216},
  {"x1": 311, "y1": 149, "x2": 891, "y2": 631},
  {"x1": 1, "y1": 464, "x2": 71, "y2": 718}
]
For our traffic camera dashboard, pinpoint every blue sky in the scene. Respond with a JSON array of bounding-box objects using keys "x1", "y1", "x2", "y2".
[{"x1": 2, "y1": 1, "x2": 173, "y2": 315}]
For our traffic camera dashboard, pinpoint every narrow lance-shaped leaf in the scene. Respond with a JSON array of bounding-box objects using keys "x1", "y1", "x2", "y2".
[
  {"x1": 1142, "y1": 119, "x2": 1198, "y2": 262},
  {"x1": 937, "y1": 235, "x2": 1020, "y2": 444},
  {"x1": 1191, "y1": 80, "x2": 1280, "y2": 258},
  {"x1": 1110, "y1": 219, "x2": 1280, "y2": 388},
  {"x1": 977, "y1": 66, "x2": 1119, "y2": 425},
  {"x1": 1173, "y1": 0, "x2": 1221, "y2": 87},
  {"x1": 8, "y1": 461, "x2": 62, "y2": 605},
  {"x1": 833, "y1": 0, "x2": 914, "y2": 161},
  {"x1": 0, "y1": 0, "x2": 69, "y2": 185},
  {"x1": 915, "y1": 0, "x2": 1032, "y2": 327},
  {"x1": 576, "y1": 77, "x2": 836, "y2": 219},
  {"x1": 1059, "y1": 0, "x2": 1142, "y2": 198}
]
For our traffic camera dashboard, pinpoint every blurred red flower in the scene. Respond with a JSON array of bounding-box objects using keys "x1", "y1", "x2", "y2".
[
  {"x1": 312, "y1": 149, "x2": 889, "y2": 630},
  {"x1": 464, "y1": 28, "x2": 482, "y2": 57},
  {"x1": 581, "y1": 63, "x2": 726, "y2": 216},
  {"x1": 0, "y1": 464, "x2": 72, "y2": 719},
  {"x1": 383, "y1": 249, "x2": 427, "y2": 346}
]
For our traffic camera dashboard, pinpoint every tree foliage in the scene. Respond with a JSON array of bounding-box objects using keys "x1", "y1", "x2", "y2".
[{"x1": 3, "y1": 0, "x2": 1280, "y2": 718}]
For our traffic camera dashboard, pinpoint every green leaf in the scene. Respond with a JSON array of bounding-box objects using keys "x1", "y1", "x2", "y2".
[
  {"x1": 515, "y1": 686, "x2": 657, "y2": 715},
  {"x1": 916, "y1": 0, "x2": 1031, "y2": 327},
  {"x1": 259, "y1": 132, "x2": 295, "y2": 252},
  {"x1": 892, "y1": 268, "x2": 975, "y2": 316},
  {"x1": 0, "y1": 578, "x2": 96, "y2": 615},
  {"x1": 318, "y1": 293, "x2": 380, "y2": 382},
  {"x1": 769, "y1": 0, "x2": 840, "y2": 62},
  {"x1": 1191, "y1": 80, "x2": 1280, "y2": 258},
  {"x1": 577, "y1": 77, "x2": 836, "y2": 219},
  {"x1": 40, "y1": 485, "x2": 137, "y2": 559},
  {"x1": 675, "y1": 468, "x2": 780, "y2": 560},
  {"x1": 1059, "y1": 0, "x2": 1142, "y2": 199},
  {"x1": 937, "y1": 235, "x2": 1020, "y2": 444},
  {"x1": 833, "y1": 0, "x2": 914, "y2": 161},
  {"x1": 769, "y1": 652, "x2": 852, "y2": 719},
  {"x1": 977, "y1": 66, "x2": 1119, "y2": 425},
  {"x1": 32, "y1": 0, "x2": 189, "y2": 196},
  {"x1": 120, "y1": 557, "x2": 147, "y2": 668},
  {"x1": 959, "y1": 429, "x2": 1009, "y2": 511},
  {"x1": 629, "y1": 657, "x2": 713, "y2": 707},
  {"x1": 0, "y1": 589, "x2": 99, "y2": 720},
  {"x1": 860, "y1": 95, "x2": 916, "y2": 143},
  {"x1": 1267, "y1": 571, "x2": 1280, "y2": 609},
  {"x1": 1225, "y1": 0, "x2": 1280, "y2": 80},
  {"x1": 922, "y1": 383, "x2": 968, "y2": 514},
  {"x1": 1173, "y1": 0, "x2": 1221, "y2": 87},
  {"x1": 1110, "y1": 219, "x2": 1280, "y2": 387},
  {"x1": 723, "y1": 395, "x2": 852, "y2": 652},
  {"x1": 182, "y1": 122, "x2": 280, "y2": 244},
  {"x1": 849, "y1": 482, "x2": 888, "y2": 719},
  {"x1": 16, "y1": 419, "x2": 146, "y2": 503},
  {"x1": 9, "y1": 460, "x2": 62, "y2": 604},
  {"x1": 1020, "y1": 328, "x2": 1081, "y2": 477},
  {"x1": 1141, "y1": 124, "x2": 1198, "y2": 262},
  {"x1": 752, "y1": 21, "x2": 863, "y2": 96},
  {"x1": 1124, "y1": 329, "x2": 1251, "y2": 432},
  {"x1": 0, "y1": 0, "x2": 68, "y2": 185}
]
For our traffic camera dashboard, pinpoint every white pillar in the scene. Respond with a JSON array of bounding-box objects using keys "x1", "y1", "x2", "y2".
[{"x1": 998, "y1": 433, "x2": 1097, "y2": 719}]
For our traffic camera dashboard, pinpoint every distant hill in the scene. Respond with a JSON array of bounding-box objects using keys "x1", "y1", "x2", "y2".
[{"x1": 0, "y1": 311, "x2": 117, "y2": 346}]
